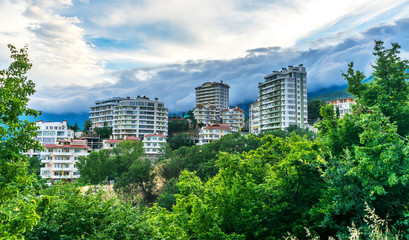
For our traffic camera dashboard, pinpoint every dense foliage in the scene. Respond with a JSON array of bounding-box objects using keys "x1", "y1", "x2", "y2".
[
  {"x1": 0, "y1": 45, "x2": 42, "y2": 239},
  {"x1": 77, "y1": 140, "x2": 156, "y2": 202},
  {"x1": 168, "y1": 133, "x2": 195, "y2": 150},
  {"x1": 307, "y1": 99, "x2": 327, "y2": 124},
  {"x1": 24, "y1": 183, "x2": 150, "y2": 240},
  {"x1": 168, "y1": 119, "x2": 190, "y2": 136},
  {"x1": 83, "y1": 119, "x2": 92, "y2": 133},
  {"x1": 93, "y1": 126, "x2": 112, "y2": 139},
  {"x1": 5, "y1": 41, "x2": 409, "y2": 239}
]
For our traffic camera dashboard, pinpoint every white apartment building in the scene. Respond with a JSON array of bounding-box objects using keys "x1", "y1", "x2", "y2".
[
  {"x1": 40, "y1": 139, "x2": 90, "y2": 184},
  {"x1": 221, "y1": 106, "x2": 245, "y2": 130},
  {"x1": 258, "y1": 64, "x2": 308, "y2": 132},
  {"x1": 193, "y1": 103, "x2": 218, "y2": 126},
  {"x1": 329, "y1": 98, "x2": 356, "y2": 118},
  {"x1": 249, "y1": 101, "x2": 260, "y2": 134},
  {"x1": 195, "y1": 81, "x2": 229, "y2": 111},
  {"x1": 198, "y1": 124, "x2": 233, "y2": 145},
  {"x1": 25, "y1": 120, "x2": 74, "y2": 158},
  {"x1": 90, "y1": 97, "x2": 127, "y2": 129},
  {"x1": 101, "y1": 136, "x2": 140, "y2": 150},
  {"x1": 112, "y1": 96, "x2": 168, "y2": 140},
  {"x1": 101, "y1": 139, "x2": 124, "y2": 150},
  {"x1": 143, "y1": 134, "x2": 166, "y2": 159}
]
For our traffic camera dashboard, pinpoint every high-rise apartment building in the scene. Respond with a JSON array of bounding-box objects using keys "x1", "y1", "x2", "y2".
[
  {"x1": 258, "y1": 64, "x2": 308, "y2": 132},
  {"x1": 220, "y1": 106, "x2": 245, "y2": 129},
  {"x1": 143, "y1": 134, "x2": 167, "y2": 160},
  {"x1": 249, "y1": 101, "x2": 260, "y2": 134},
  {"x1": 195, "y1": 81, "x2": 229, "y2": 111},
  {"x1": 89, "y1": 97, "x2": 127, "y2": 129},
  {"x1": 25, "y1": 120, "x2": 74, "y2": 158},
  {"x1": 193, "y1": 103, "x2": 218, "y2": 126},
  {"x1": 112, "y1": 96, "x2": 168, "y2": 140},
  {"x1": 40, "y1": 139, "x2": 90, "y2": 184}
]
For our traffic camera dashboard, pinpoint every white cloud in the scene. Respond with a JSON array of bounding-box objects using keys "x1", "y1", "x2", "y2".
[
  {"x1": 2, "y1": 0, "x2": 409, "y2": 115},
  {"x1": 0, "y1": 0, "x2": 112, "y2": 92},
  {"x1": 85, "y1": 0, "x2": 409, "y2": 65}
]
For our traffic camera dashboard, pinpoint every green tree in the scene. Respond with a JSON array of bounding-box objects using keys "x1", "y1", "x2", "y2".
[
  {"x1": 312, "y1": 110, "x2": 409, "y2": 236},
  {"x1": 0, "y1": 44, "x2": 42, "y2": 238},
  {"x1": 159, "y1": 133, "x2": 264, "y2": 182},
  {"x1": 115, "y1": 157, "x2": 157, "y2": 203},
  {"x1": 344, "y1": 40, "x2": 409, "y2": 136},
  {"x1": 310, "y1": 41, "x2": 409, "y2": 236},
  {"x1": 156, "y1": 178, "x2": 179, "y2": 210},
  {"x1": 110, "y1": 140, "x2": 156, "y2": 202},
  {"x1": 307, "y1": 99, "x2": 327, "y2": 124},
  {"x1": 83, "y1": 119, "x2": 92, "y2": 133},
  {"x1": 149, "y1": 135, "x2": 323, "y2": 239},
  {"x1": 68, "y1": 123, "x2": 79, "y2": 132},
  {"x1": 94, "y1": 126, "x2": 112, "y2": 139},
  {"x1": 77, "y1": 149, "x2": 114, "y2": 184},
  {"x1": 28, "y1": 157, "x2": 41, "y2": 176},
  {"x1": 168, "y1": 133, "x2": 194, "y2": 150},
  {"x1": 25, "y1": 183, "x2": 151, "y2": 240},
  {"x1": 168, "y1": 120, "x2": 189, "y2": 136},
  {"x1": 112, "y1": 140, "x2": 145, "y2": 176}
]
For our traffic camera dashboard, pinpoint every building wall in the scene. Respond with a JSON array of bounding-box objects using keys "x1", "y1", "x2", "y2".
[
  {"x1": 25, "y1": 120, "x2": 74, "y2": 158},
  {"x1": 193, "y1": 104, "x2": 218, "y2": 126},
  {"x1": 329, "y1": 98, "x2": 356, "y2": 118},
  {"x1": 249, "y1": 101, "x2": 260, "y2": 134},
  {"x1": 258, "y1": 64, "x2": 308, "y2": 132},
  {"x1": 221, "y1": 106, "x2": 245, "y2": 129},
  {"x1": 143, "y1": 134, "x2": 166, "y2": 160},
  {"x1": 198, "y1": 125, "x2": 232, "y2": 145},
  {"x1": 89, "y1": 97, "x2": 127, "y2": 129},
  {"x1": 195, "y1": 81, "x2": 230, "y2": 111},
  {"x1": 40, "y1": 141, "x2": 90, "y2": 184},
  {"x1": 112, "y1": 96, "x2": 168, "y2": 140}
]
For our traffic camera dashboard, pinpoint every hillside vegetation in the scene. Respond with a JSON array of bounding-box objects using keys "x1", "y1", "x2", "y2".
[{"x1": 2, "y1": 41, "x2": 409, "y2": 239}]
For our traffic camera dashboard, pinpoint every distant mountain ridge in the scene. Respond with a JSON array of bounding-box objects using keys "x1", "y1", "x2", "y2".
[
  {"x1": 308, "y1": 89, "x2": 353, "y2": 101},
  {"x1": 30, "y1": 82, "x2": 364, "y2": 127}
]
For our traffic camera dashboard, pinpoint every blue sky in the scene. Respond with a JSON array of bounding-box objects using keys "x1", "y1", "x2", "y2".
[{"x1": 1, "y1": 0, "x2": 409, "y2": 114}]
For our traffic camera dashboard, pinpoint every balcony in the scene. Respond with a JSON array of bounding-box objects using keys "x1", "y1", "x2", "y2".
[
  {"x1": 53, "y1": 159, "x2": 74, "y2": 163},
  {"x1": 49, "y1": 175, "x2": 74, "y2": 179},
  {"x1": 52, "y1": 152, "x2": 73, "y2": 156}
]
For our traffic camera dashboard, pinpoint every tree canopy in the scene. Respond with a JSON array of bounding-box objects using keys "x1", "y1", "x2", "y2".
[{"x1": 0, "y1": 44, "x2": 42, "y2": 238}]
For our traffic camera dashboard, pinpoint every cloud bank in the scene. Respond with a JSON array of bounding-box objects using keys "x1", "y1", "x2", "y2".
[
  {"x1": 1, "y1": 0, "x2": 409, "y2": 114},
  {"x1": 28, "y1": 17, "x2": 409, "y2": 113}
]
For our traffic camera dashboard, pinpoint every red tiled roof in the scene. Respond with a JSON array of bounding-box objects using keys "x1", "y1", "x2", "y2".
[
  {"x1": 195, "y1": 104, "x2": 204, "y2": 108},
  {"x1": 44, "y1": 144, "x2": 90, "y2": 149},
  {"x1": 205, "y1": 125, "x2": 231, "y2": 130},
  {"x1": 232, "y1": 106, "x2": 245, "y2": 113},
  {"x1": 105, "y1": 139, "x2": 123, "y2": 143},
  {"x1": 145, "y1": 134, "x2": 166, "y2": 138},
  {"x1": 126, "y1": 136, "x2": 140, "y2": 141}
]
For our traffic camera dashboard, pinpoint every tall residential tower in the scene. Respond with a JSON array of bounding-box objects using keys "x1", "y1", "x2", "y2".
[
  {"x1": 112, "y1": 96, "x2": 168, "y2": 140},
  {"x1": 89, "y1": 97, "x2": 127, "y2": 129},
  {"x1": 257, "y1": 64, "x2": 307, "y2": 132},
  {"x1": 195, "y1": 81, "x2": 229, "y2": 111}
]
